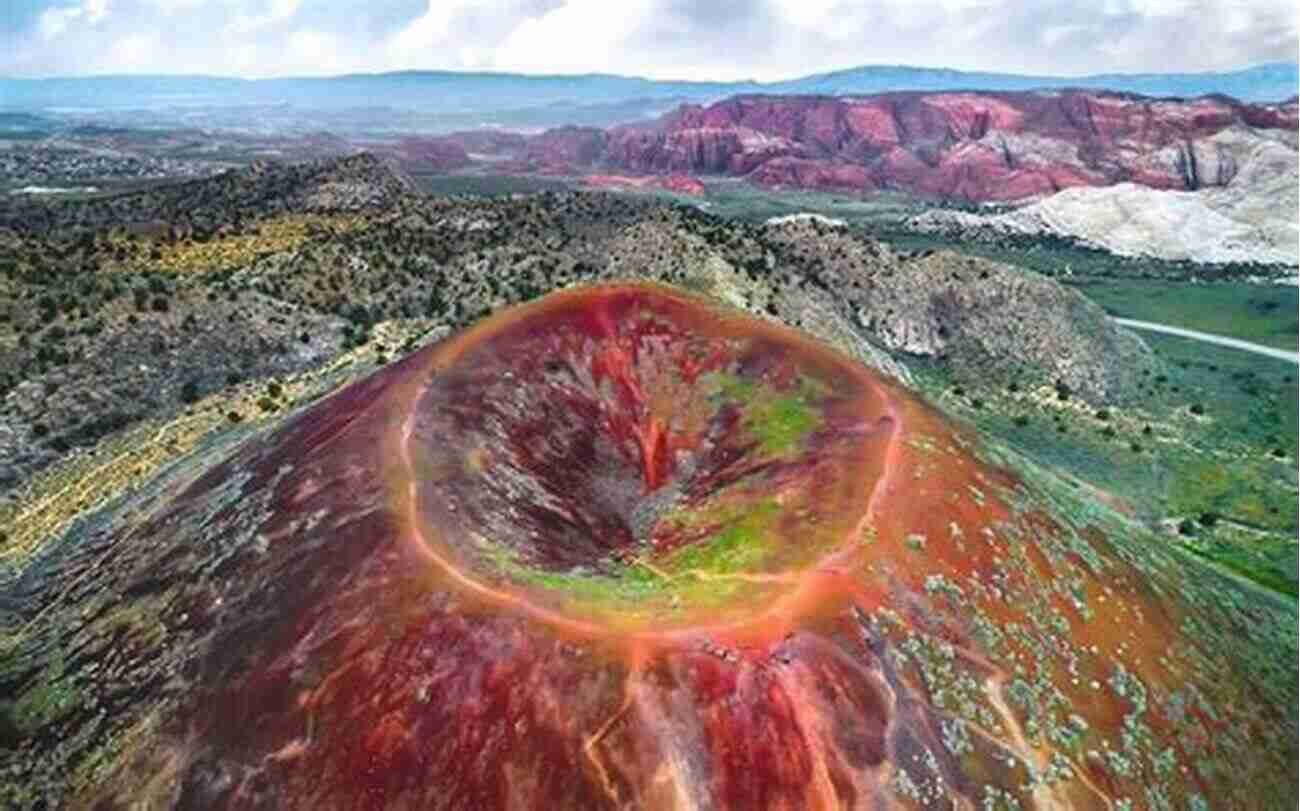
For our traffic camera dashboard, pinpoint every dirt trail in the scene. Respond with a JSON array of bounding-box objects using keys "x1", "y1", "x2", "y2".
[{"x1": 1113, "y1": 317, "x2": 1299, "y2": 364}]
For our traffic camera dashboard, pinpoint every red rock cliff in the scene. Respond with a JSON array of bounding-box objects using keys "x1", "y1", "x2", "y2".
[{"x1": 526, "y1": 91, "x2": 1299, "y2": 201}]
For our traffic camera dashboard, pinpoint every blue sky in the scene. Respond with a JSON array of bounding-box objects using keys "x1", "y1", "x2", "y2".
[{"x1": 1, "y1": 0, "x2": 1295, "y2": 79}]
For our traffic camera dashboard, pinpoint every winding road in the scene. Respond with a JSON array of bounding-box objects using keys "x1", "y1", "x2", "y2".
[{"x1": 1113, "y1": 317, "x2": 1300, "y2": 364}]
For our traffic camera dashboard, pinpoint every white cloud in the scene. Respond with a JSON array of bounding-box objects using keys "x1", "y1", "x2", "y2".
[
  {"x1": 391, "y1": 0, "x2": 465, "y2": 48},
  {"x1": 495, "y1": 0, "x2": 653, "y2": 75},
  {"x1": 226, "y1": 0, "x2": 300, "y2": 35},
  {"x1": 106, "y1": 30, "x2": 156, "y2": 64},
  {"x1": 387, "y1": 0, "x2": 566, "y2": 71},
  {"x1": 84, "y1": 0, "x2": 109, "y2": 22},
  {"x1": 4, "y1": 0, "x2": 1297, "y2": 80},
  {"x1": 37, "y1": 0, "x2": 109, "y2": 40},
  {"x1": 771, "y1": 0, "x2": 839, "y2": 31},
  {"x1": 37, "y1": 8, "x2": 78, "y2": 39}
]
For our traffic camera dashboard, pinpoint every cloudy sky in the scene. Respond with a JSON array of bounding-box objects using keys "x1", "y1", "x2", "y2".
[{"x1": 2, "y1": 0, "x2": 1295, "y2": 79}]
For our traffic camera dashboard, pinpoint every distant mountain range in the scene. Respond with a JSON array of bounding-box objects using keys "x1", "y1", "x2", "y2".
[{"x1": 1, "y1": 62, "x2": 1295, "y2": 130}]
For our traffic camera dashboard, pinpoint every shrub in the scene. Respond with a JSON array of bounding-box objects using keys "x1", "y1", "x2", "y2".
[
  {"x1": 180, "y1": 379, "x2": 201, "y2": 404},
  {"x1": 1189, "y1": 403, "x2": 1205, "y2": 416}
]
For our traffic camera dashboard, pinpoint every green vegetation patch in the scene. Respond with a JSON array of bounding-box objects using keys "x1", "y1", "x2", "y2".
[
  {"x1": 11, "y1": 659, "x2": 79, "y2": 734},
  {"x1": 914, "y1": 297, "x2": 1298, "y2": 597},
  {"x1": 662, "y1": 498, "x2": 781, "y2": 576},
  {"x1": 1183, "y1": 536, "x2": 1298, "y2": 597},
  {"x1": 512, "y1": 559, "x2": 667, "y2": 606},
  {"x1": 480, "y1": 540, "x2": 665, "y2": 608},
  {"x1": 709, "y1": 371, "x2": 824, "y2": 455},
  {"x1": 692, "y1": 179, "x2": 926, "y2": 224},
  {"x1": 480, "y1": 496, "x2": 787, "y2": 618},
  {"x1": 1168, "y1": 456, "x2": 1298, "y2": 532},
  {"x1": 1070, "y1": 280, "x2": 1299, "y2": 351}
]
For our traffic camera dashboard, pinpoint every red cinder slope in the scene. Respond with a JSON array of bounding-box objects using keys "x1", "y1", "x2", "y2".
[
  {"x1": 61, "y1": 284, "x2": 1297, "y2": 809},
  {"x1": 533, "y1": 91, "x2": 1300, "y2": 201}
]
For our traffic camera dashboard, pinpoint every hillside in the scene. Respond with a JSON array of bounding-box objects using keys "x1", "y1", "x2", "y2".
[
  {"x1": 0, "y1": 152, "x2": 414, "y2": 236},
  {"x1": 0, "y1": 155, "x2": 1164, "y2": 499},
  {"x1": 0, "y1": 152, "x2": 1294, "y2": 583}
]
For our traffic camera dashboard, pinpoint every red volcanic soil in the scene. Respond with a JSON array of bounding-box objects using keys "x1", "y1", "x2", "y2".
[
  {"x1": 518, "y1": 91, "x2": 1299, "y2": 201},
  {"x1": 67, "y1": 285, "x2": 1297, "y2": 809}
]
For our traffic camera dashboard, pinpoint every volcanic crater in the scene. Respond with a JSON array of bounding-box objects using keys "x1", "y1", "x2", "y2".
[
  {"x1": 28, "y1": 283, "x2": 1295, "y2": 810},
  {"x1": 398, "y1": 284, "x2": 897, "y2": 636}
]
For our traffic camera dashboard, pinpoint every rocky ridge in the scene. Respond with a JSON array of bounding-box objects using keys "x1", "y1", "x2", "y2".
[
  {"x1": 0, "y1": 152, "x2": 415, "y2": 237},
  {"x1": 498, "y1": 90, "x2": 1298, "y2": 203}
]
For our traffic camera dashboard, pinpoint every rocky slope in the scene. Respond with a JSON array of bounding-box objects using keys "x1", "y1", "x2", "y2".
[
  {"x1": 909, "y1": 137, "x2": 1300, "y2": 265},
  {"x1": 517, "y1": 90, "x2": 1298, "y2": 203},
  {"x1": 0, "y1": 152, "x2": 416, "y2": 237},
  {"x1": 759, "y1": 216, "x2": 1154, "y2": 394},
  {"x1": 0, "y1": 154, "x2": 1155, "y2": 497}
]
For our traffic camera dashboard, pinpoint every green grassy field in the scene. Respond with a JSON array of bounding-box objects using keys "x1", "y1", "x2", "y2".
[
  {"x1": 694, "y1": 179, "x2": 929, "y2": 223},
  {"x1": 1144, "y1": 332, "x2": 1297, "y2": 454},
  {"x1": 918, "y1": 311, "x2": 1298, "y2": 596},
  {"x1": 1069, "y1": 279, "x2": 1299, "y2": 351}
]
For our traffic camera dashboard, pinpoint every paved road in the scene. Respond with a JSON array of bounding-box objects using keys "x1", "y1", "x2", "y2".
[{"x1": 1113, "y1": 318, "x2": 1300, "y2": 364}]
